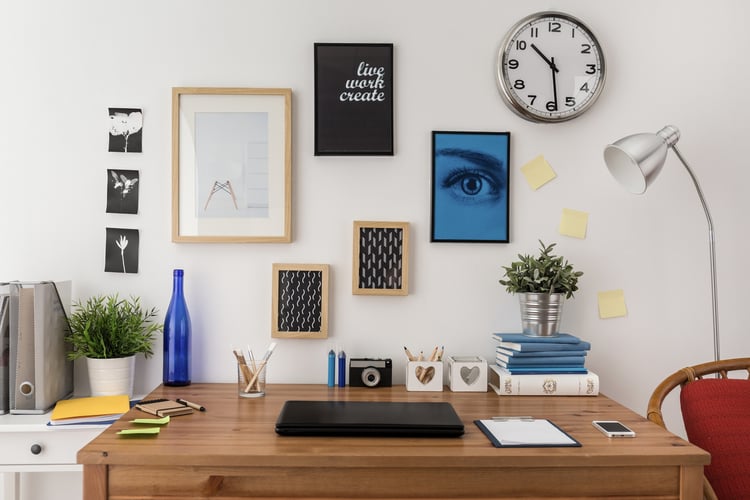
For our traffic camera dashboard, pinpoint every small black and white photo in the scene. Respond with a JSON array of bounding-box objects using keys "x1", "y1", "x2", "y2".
[
  {"x1": 104, "y1": 227, "x2": 139, "y2": 274},
  {"x1": 108, "y1": 107, "x2": 143, "y2": 153},
  {"x1": 106, "y1": 169, "x2": 139, "y2": 214}
]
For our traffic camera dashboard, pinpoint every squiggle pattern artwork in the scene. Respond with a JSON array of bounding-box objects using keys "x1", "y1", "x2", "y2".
[{"x1": 277, "y1": 270, "x2": 323, "y2": 332}]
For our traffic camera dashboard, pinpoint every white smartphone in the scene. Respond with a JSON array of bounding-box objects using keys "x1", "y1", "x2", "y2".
[{"x1": 592, "y1": 420, "x2": 636, "y2": 437}]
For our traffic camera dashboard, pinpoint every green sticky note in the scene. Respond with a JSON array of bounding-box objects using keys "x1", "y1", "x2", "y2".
[
  {"x1": 117, "y1": 427, "x2": 161, "y2": 436},
  {"x1": 131, "y1": 416, "x2": 170, "y2": 425}
]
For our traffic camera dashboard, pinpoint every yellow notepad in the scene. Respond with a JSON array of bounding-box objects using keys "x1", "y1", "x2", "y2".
[{"x1": 51, "y1": 394, "x2": 130, "y2": 421}]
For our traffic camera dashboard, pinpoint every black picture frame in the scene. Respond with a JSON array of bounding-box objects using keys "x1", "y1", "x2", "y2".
[
  {"x1": 314, "y1": 43, "x2": 394, "y2": 156},
  {"x1": 431, "y1": 131, "x2": 510, "y2": 243}
]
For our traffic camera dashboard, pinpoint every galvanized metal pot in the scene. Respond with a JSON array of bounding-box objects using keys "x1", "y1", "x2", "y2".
[{"x1": 519, "y1": 292, "x2": 565, "y2": 337}]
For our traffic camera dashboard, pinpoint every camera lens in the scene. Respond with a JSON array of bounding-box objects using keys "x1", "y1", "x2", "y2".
[{"x1": 361, "y1": 367, "x2": 381, "y2": 387}]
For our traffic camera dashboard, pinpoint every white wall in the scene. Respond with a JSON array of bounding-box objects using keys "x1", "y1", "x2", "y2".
[{"x1": 2, "y1": 0, "x2": 748, "y2": 438}]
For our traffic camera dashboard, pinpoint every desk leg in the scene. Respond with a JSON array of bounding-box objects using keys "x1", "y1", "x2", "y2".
[
  {"x1": 681, "y1": 465, "x2": 704, "y2": 500},
  {"x1": 82, "y1": 465, "x2": 107, "y2": 500},
  {"x1": 1, "y1": 472, "x2": 20, "y2": 500}
]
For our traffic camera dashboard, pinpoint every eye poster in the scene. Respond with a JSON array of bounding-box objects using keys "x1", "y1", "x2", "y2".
[
  {"x1": 314, "y1": 43, "x2": 393, "y2": 155},
  {"x1": 431, "y1": 131, "x2": 510, "y2": 243}
]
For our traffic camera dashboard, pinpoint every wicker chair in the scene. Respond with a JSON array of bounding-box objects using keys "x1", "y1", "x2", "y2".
[{"x1": 647, "y1": 358, "x2": 750, "y2": 500}]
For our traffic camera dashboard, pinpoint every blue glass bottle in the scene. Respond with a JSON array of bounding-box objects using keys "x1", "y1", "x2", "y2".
[{"x1": 163, "y1": 269, "x2": 191, "y2": 386}]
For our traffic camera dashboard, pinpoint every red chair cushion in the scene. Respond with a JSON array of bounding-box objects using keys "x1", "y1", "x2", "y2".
[{"x1": 680, "y1": 378, "x2": 750, "y2": 499}]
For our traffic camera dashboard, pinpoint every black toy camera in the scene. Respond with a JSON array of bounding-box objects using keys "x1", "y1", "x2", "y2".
[{"x1": 349, "y1": 358, "x2": 393, "y2": 388}]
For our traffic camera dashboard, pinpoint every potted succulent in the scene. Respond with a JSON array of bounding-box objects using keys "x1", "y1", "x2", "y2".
[
  {"x1": 499, "y1": 240, "x2": 583, "y2": 337},
  {"x1": 66, "y1": 294, "x2": 162, "y2": 396}
]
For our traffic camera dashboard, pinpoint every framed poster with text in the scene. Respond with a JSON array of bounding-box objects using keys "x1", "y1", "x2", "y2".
[{"x1": 314, "y1": 43, "x2": 394, "y2": 155}]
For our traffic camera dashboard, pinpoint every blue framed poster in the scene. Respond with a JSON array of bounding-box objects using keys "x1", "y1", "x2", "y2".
[
  {"x1": 314, "y1": 43, "x2": 394, "y2": 155},
  {"x1": 431, "y1": 131, "x2": 510, "y2": 243}
]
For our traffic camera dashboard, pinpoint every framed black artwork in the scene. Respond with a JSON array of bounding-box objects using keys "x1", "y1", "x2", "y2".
[
  {"x1": 431, "y1": 131, "x2": 510, "y2": 243},
  {"x1": 314, "y1": 43, "x2": 394, "y2": 155},
  {"x1": 272, "y1": 264, "x2": 329, "y2": 339},
  {"x1": 352, "y1": 221, "x2": 409, "y2": 296}
]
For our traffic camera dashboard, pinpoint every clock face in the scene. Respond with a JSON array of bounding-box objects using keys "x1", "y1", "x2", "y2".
[{"x1": 497, "y1": 11, "x2": 606, "y2": 123}]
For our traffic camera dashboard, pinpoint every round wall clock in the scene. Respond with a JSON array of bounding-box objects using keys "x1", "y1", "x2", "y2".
[{"x1": 496, "y1": 11, "x2": 606, "y2": 123}]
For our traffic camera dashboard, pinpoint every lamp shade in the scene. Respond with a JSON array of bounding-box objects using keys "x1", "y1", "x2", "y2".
[{"x1": 603, "y1": 125, "x2": 680, "y2": 194}]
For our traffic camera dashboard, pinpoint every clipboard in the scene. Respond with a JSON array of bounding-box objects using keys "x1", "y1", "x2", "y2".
[{"x1": 474, "y1": 418, "x2": 581, "y2": 448}]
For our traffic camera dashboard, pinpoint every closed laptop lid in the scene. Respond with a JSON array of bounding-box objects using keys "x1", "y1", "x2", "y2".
[{"x1": 275, "y1": 400, "x2": 465, "y2": 437}]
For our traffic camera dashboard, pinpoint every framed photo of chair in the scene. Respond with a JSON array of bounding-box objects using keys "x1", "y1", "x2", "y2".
[{"x1": 172, "y1": 87, "x2": 292, "y2": 243}]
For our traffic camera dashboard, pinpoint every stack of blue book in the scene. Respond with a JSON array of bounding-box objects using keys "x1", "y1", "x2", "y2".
[{"x1": 491, "y1": 333, "x2": 591, "y2": 374}]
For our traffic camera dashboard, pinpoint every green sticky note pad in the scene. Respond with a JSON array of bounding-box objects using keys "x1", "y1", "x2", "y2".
[
  {"x1": 131, "y1": 416, "x2": 170, "y2": 425},
  {"x1": 117, "y1": 427, "x2": 161, "y2": 436}
]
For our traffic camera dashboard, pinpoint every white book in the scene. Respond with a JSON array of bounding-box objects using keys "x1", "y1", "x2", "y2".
[{"x1": 488, "y1": 365, "x2": 599, "y2": 396}]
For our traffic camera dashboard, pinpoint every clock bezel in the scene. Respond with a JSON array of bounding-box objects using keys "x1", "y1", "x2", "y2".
[{"x1": 496, "y1": 11, "x2": 606, "y2": 123}]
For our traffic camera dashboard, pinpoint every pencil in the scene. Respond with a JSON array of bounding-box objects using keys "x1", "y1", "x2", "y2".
[
  {"x1": 428, "y1": 346, "x2": 439, "y2": 362},
  {"x1": 233, "y1": 350, "x2": 253, "y2": 384},
  {"x1": 244, "y1": 360, "x2": 267, "y2": 393},
  {"x1": 403, "y1": 346, "x2": 416, "y2": 361}
]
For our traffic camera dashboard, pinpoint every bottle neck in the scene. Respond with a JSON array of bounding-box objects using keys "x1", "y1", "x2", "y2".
[{"x1": 172, "y1": 275, "x2": 184, "y2": 297}]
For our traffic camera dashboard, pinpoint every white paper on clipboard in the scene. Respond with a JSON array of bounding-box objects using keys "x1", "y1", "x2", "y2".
[{"x1": 475, "y1": 418, "x2": 580, "y2": 447}]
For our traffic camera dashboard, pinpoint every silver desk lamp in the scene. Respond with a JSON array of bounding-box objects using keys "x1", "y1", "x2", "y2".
[{"x1": 603, "y1": 125, "x2": 720, "y2": 361}]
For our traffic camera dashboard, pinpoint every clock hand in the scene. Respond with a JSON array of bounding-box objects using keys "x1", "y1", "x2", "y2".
[
  {"x1": 530, "y1": 43, "x2": 559, "y2": 72},
  {"x1": 551, "y1": 56, "x2": 559, "y2": 110}
]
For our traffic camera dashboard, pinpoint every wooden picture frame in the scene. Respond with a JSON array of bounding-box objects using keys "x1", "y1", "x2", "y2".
[
  {"x1": 172, "y1": 87, "x2": 292, "y2": 243},
  {"x1": 314, "y1": 43, "x2": 394, "y2": 155},
  {"x1": 272, "y1": 264, "x2": 329, "y2": 339},
  {"x1": 431, "y1": 131, "x2": 510, "y2": 243},
  {"x1": 352, "y1": 221, "x2": 409, "y2": 296}
]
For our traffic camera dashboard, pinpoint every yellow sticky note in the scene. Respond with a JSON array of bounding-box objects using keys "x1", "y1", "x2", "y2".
[
  {"x1": 131, "y1": 416, "x2": 170, "y2": 425},
  {"x1": 520, "y1": 155, "x2": 556, "y2": 190},
  {"x1": 598, "y1": 289, "x2": 627, "y2": 319},
  {"x1": 117, "y1": 427, "x2": 161, "y2": 436},
  {"x1": 559, "y1": 208, "x2": 589, "y2": 239}
]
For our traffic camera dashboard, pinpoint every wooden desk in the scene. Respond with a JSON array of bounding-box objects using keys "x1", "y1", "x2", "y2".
[{"x1": 78, "y1": 384, "x2": 709, "y2": 499}]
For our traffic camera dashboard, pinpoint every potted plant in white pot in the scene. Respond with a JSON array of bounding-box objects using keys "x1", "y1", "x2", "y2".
[
  {"x1": 498, "y1": 240, "x2": 583, "y2": 337},
  {"x1": 66, "y1": 294, "x2": 162, "y2": 397}
]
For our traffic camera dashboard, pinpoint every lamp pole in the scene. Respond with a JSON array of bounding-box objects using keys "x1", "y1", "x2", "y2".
[{"x1": 671, "y1": 145, "x2": 720, "y2": 362}]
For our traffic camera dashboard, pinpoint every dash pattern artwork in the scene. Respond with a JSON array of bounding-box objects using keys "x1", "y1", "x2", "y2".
[{"x1": 358, "y1": 227, "x2": 404, "y2": 290}]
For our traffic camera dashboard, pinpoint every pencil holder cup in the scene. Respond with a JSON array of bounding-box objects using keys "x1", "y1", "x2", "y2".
[
  {"x1": 238, "y1": 361, "x2": 266, "y2": 398},
  {"x1": 406, "y1": 361, "x2": 443, "y2": 391},
  {"x1": 447, "y1": 356, "x2": 487, "y2": 392}
]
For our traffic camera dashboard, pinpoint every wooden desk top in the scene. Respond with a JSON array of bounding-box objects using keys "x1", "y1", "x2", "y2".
[{"x1": 78, "y1": 383, "x2": 708, "y2": 470}]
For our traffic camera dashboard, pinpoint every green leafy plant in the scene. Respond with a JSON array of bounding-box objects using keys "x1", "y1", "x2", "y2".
[
  {"x1": 65, "y1": 294, "x2": 162, "y2": 360},
  {"x1": 499, "y1": 240, "x2": 584, "y2": 299}
]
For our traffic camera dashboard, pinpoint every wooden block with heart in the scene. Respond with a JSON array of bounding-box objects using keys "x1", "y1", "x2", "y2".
[
  {"x1": 406, "y1": 361, "x2": 443, "y2": 391},
  {"x1": 447, "y1": 356, "x2": 487, "y2": 392}
]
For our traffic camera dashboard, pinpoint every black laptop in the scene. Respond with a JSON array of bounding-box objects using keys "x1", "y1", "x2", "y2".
[{"x1": 275, "y1": 400, "x2": 465, "y2": 437}]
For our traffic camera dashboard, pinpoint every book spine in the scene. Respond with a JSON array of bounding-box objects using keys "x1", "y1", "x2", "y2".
[
  {"x1": 495, "y1": 356, "x2": 586, "y2": 366},
  {"x1": 488, "y1": 366, "x2": 599, "y2": 396}
]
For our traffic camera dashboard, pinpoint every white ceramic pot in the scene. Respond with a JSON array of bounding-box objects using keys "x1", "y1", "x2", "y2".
[{"x1": 86, "y1": 355, "x2": 136, "y2": 397}]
